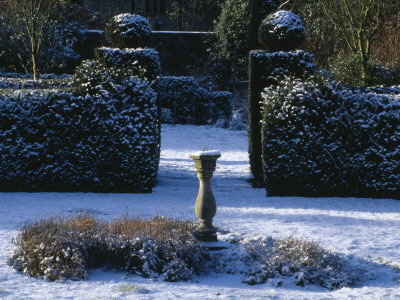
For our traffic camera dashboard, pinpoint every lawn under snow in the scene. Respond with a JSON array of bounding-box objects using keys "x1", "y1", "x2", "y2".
[{"x1": 1, "y1": 124, "x2": 400, "y2": 299}]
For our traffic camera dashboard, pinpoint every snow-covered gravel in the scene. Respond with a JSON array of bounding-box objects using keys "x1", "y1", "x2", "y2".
[{"x1": 1, "y1": 124, "x2": 400, "y2": 299}]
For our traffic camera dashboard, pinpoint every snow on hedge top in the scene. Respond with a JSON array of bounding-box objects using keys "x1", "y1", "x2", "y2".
[
  {"x1": 268, "y1": 11, "x2": 305, "y2": 33},
  {"x1": 259, "y1": 10, "x2": 306, "y2": 51},
  {"x1": 113, "y1": 14, "x2": 151, "y2": 36},
  {"x1": 105, "y1": 14, "x2": 152, "y2": 48}
]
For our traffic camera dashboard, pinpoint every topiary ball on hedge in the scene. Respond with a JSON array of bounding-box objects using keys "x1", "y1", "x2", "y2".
[
  {"x1": 258, "y1": 10, "x2": 305, "y2": 51},
  {"x1": 105, "y1": 13, "x2": 152, "y2": 49}
]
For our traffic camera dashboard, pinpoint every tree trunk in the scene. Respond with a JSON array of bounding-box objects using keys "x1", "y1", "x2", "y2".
[
  {"x1": 32, "y1": 53, "x2": 40, "y2": 80},
  {"x1": 360, "y1": 53, "x2": 368, "y2": 86}
]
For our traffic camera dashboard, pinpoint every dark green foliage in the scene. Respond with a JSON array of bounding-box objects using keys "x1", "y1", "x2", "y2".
[
  {"x1": 74, "y1": 29, "x2": 105, "y2": 60},
  {"x1": 329, "y1": 53, "x2": 400, "y2": 87},
  {"x1": 261, "y1": 76, "x2": 400, "y2": 199},
  {"x1": 94, "y1": 47, "x2": 161, "y2": 82},
  {"x1": 213, "y1": 0, "x2": 250, "y2": 77},
  {"x1": 248, "y1": 0, "x2": 279, "y2": 50},
  {"x1": 0, "y1": 79, "x2": 160, "y2": 192},
  {"x1": 105, "y1": 13, "x2": 152, "y2": 49},
  {"x1": 214, "y1": 0, "x2": 279, "y2": 78},
  {"x1": 208, "y1": 91, "x2": 233, "y2": 124},
  {"x1": 155, "y1": 76, "x2": 233, "y2": 126},
  {"x1": 258, "y1": 10, "x2": 306, "y2": 51},
  {"x1": 247, "y1": 50, "x2": 315, "y2": 186}
]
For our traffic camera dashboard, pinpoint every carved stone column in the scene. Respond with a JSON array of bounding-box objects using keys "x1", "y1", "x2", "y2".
[{"x1": 190, "y1": 151, "x2": 221, "y2": 242}]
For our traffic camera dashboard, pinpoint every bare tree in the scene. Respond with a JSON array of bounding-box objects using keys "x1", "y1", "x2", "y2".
[
  {"x1": 10, "y1": 0, "x2": 62, "y2": 80},
  {"x1": 318, "y1": 0, "x2": 396, "y2": 85}
]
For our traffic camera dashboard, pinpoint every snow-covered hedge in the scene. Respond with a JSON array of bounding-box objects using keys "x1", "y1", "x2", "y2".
[
  {"x1": 248, "y1": 50, "x2": 315, "y2": 185},
  {"x1": 261, "y1": 76, "x2": 400, "y2": 199},
  {"x1": 0, "y1": 78, "x2": 160, "y2": 192},
  {"x1": 155, "y1": 76, "x2": 232, "y2": 126},
  {"x1": 105, "y1": 14, "x2": 152, "y2": 49},
  {"x1": 95, "y1": 47, "x2": 161, "y2": 82}
]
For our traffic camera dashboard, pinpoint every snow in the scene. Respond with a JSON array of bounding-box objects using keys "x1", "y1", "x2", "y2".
[
  {"x1": 270, "y1": 11, "x2": 305, "y2": 33},
  {"x1": 1, "y1": 124, "x2": 400, "y2": 299},
  {"x1": 190, "y1": 150, "x2": 221, "y2": 157}
]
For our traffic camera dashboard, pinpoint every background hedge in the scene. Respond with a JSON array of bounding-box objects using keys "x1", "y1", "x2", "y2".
[{"x1": 155, "y1": 76, "x2": 233, "y2": 126}]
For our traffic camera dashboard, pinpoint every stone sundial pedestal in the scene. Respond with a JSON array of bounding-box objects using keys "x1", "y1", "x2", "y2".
[{"x1": 190, "y1": 150, "x2": 221, "y2": 242}]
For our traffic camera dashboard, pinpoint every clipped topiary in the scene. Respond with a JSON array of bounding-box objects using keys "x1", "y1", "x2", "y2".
[
  {"x1": 105, "y1": 13, "x2": 152, "y2": 48},
  {"x1": 95, "y1": 47, "x2": 161, "y2": 82},
  {"x1": 247, "y1": 50, "x2": 315, "y2": 186},
  {"x1": 258, "y1": 10, "x2": 306, "y2": 51}
]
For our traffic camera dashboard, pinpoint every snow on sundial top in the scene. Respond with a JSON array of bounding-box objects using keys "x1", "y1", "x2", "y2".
[{"x1": 190, "y1": 150, "x2": 221, "y2": 158}]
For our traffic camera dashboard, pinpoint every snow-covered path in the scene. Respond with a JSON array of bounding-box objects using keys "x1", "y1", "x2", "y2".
[{"x1": 1, "y1": 124, "x2": 400, "y2": 299}]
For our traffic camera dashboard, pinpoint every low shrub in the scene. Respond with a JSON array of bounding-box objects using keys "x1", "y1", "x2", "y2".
[
  {"x1": 10, "y1": 215, "x2": 373, "y2": 290},
  {"x1": 0, "y1": 76, "x2": 160, "y2": 192},
  {"x1": 9, "y1": 214, "x2": 206, "y2": 281},
  {"x1": 238, "y1": 235, "x2": 366, "y2": 290},
  {"x1": 105, "y1": 13, "x2": 152, "y2": 49},
  {"x1": 261, "y1": 76, "x2": 400, "y2": 198},
  {"x1": 155, "y1": 76, "x2": 233, "y2": 126}
]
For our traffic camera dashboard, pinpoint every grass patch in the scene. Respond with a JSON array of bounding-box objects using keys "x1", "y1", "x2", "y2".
[
  {"x1": 115, "y1": 284, "x2": 150, "y2": 294},
  {"x1": 9, "y1": 214, "x2": 375, "y2": 290}
]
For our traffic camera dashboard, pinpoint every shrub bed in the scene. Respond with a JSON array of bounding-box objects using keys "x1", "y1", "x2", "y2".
[
  {"x1": 9, "y1": 214, "x2": 206, "y2": 281},
  {"x1": 0, "y1": 77, "x2": 160, "y2": 192},
  {"x1": 261, "y1": 76, "x2": 400, "y2": 199},
  {"x1": 155, "y1": 76, "x2": 233, "y2": 126},
  {"x1": 10, "y1": 214, "x2": 372, "y2": 290}
]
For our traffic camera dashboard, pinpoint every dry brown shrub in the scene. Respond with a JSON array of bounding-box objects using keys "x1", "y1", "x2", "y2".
[{"x1": 10, "y1": 213, "x2": 205, "y2": 281}]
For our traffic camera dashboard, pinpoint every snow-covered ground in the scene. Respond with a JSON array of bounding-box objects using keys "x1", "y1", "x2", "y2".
[{"x1": 1, "y1": 124, "x2": 400, "y2": 299}]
